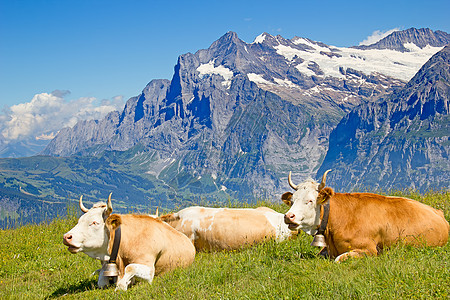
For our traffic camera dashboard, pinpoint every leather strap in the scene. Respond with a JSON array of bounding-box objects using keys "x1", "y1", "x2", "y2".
[
  {"x1": 317, "y1": 201, "x2": 330, "y2": 235},
  {"x1": 109, "y1": 226, "x2": 121, "y2": 263}
]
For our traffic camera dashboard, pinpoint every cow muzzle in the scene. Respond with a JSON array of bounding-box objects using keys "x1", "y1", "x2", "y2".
[
  {"x1": 284, "y1": 212, "x2": 299, "y2": 230},
  {"x1": 63, "y1": 233, "x2": 81, "y2": 253}
]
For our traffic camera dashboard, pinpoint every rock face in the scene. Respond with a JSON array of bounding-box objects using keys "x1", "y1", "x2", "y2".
[
  {"x1": 318, "y1": 45, "x2": 450, "y2": 191},
  {"x1": 42, "y1": 28, "x2": 449, "y2": 198}
]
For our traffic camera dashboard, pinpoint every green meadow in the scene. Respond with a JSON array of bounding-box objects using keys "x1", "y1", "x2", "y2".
[{"x1": 0, "y1": 191, "x2": 449, "y2": 299}]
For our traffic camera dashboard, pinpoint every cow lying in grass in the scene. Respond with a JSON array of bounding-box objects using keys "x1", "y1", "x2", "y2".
[
  {"x1": 63, "y1": 194, "x2": 195, "y2": 290},
  {"x1": 282, "y1": 170, "x2": 449, "y2": 262},
  {"x1": 160, "y1": 206, "x2": 297, "y2": 251}
]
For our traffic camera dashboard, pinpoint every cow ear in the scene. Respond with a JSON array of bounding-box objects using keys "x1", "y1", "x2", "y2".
[
  {"x1": 281, "y1": 192, "x2": 293, "y2": 206},
  {"x1": 160, "y1": 213, "x2": 178, "y2": 222},
  {"x1": 106, "y1": 214, "x2": 122, "y2": 231},
  {"x1": 317, "y1": 187, "x2": 334, "y2": 204}
]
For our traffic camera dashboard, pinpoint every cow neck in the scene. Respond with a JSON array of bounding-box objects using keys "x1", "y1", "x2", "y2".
[
  {"x1": 317, "y1": 201, "x2": 330, "y2": 236},
  {"x1": 109, "y1": 226, "x2": 121, "y2": 264}
]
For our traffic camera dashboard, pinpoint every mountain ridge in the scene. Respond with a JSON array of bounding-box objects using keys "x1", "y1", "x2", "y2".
[{"x1": 355, "y1": 28, "x2": 450, "y2": 52}]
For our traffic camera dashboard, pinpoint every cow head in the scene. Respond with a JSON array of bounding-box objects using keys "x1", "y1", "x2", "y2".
[
  {"x1": 63, "y1": 194, "x2": 113, "y2": 261},
  {"x1": 282, "y1": 170, "x2": 331, "y2": 235}
]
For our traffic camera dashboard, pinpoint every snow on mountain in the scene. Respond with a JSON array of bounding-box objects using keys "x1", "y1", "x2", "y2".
[
  {"x1": 256, "y1": 35, "x2": 444, "y2": 83},
  {"x1": 252, "y1": 33, "x2": 268, "y2": 44},
  {"x1": 197, "y1": 60, "x2": 234, "y2": 87},
  {"x1": 235, "y1": 30, "x2": 447, "y2": 113}
]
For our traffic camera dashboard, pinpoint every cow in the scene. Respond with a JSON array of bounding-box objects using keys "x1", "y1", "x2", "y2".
[
  {"x1": 282, "y1": 170, "x2": 449, "y2": 262},
  {"x1": 63, "y1": 194, "x2": 196, "y2": 291},
  {"x1": 159, "y1": 206, "x2": 297, "y2": 251}
]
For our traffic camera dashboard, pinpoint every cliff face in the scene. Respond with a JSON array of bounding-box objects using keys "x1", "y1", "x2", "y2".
[{"x1": 318, "y1": 45, "x2": 450, "y2": 191}]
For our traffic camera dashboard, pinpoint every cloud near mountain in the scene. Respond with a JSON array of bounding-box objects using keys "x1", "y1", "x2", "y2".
[
  {"x1": 359, "y1": 28, "x2": 400, "y2": 46},
  {"x1": 0, "y1": 91, "x2": 125, "y2": 143}
]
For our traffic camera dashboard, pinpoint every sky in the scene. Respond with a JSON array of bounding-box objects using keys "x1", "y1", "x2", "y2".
[{"x1": 0, "y1": 0, "x2": 449, "y2": 145}]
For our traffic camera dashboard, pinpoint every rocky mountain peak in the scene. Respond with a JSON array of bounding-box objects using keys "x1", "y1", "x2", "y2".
[{"x1": 355, "y1": 27, "x2": 450, "y2": 52}]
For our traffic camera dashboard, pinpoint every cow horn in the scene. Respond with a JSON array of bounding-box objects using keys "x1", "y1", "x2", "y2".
[
  {"x1": 79, "y1": 195, "x2": 89, "y2": 213},
  {"x1": 288, "y1": 171, "x2": 298, "y2": 190},
  {"x1": 318, "y1": 169, "x2": 332, "y2": 191},
  {"x1": 155, "y1": 207, "x2": 159, "y2": 217},
  {"x1": 105, "y1": 193, "x2": 113, "y2": 216}
]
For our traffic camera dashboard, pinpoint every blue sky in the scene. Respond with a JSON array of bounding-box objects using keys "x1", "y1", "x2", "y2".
[
  {"x1": 0, "y1": 0, "x2": 449, "y2": 145},
  {"x1": 1, "y1": 0, "x2": 449, "y2": 108}
]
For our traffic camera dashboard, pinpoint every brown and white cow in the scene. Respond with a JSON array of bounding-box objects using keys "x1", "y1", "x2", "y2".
[
  {"x1": 63, "y1": 194, "x2": 195, "y2": 290},
  {"x1": 282, "y1": 170, "x2": 449, "y2": 262},
  {"x1": 159, "y1": 206, "x2": 297, "y2": 251}
]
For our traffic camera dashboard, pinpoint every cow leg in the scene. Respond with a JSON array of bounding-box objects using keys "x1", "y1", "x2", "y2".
[
  {"x1": 334, "y1": 248, "x2": 375, "y2": 263},
  {"x1": 116, "y1": 264, "x2": 155, "y2": 291}
]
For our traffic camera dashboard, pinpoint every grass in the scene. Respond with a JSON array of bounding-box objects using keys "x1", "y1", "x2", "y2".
[{"x1": 0, "y1": 191, "x2": 449, "y2": 299}]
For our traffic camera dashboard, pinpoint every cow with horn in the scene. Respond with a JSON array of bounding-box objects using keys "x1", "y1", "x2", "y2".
[
  {"x1": 282, "y1": 170, "x2": 449, "y2": 262},
  {"x1": 63, "y1": 194, "x2": 195, "y2": 290}
]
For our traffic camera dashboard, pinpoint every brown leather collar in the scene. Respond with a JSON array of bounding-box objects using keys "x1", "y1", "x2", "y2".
[
  {"x1": 317, "y1": 201, "x2": 330, "y2": 235},
  {"x1": 109, "y1": 226, "x2": 121, "y2": 264}
]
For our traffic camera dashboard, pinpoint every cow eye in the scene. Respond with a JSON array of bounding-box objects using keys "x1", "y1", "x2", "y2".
[{"x1": 90, "y1": 221, "x2": 99, "y2": 226}]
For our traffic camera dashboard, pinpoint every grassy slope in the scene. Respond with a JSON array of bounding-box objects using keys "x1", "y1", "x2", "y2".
[{"x1": 0, "y1": 191, "x2": 449, "y2": 299}]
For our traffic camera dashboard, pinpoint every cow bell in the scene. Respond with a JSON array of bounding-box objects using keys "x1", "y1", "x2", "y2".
[
  {"x1": 102, "y1": 262, "x2": 119, "y2": 278},
  {"x1": 310, "y1": 234, "x2": 327, "y2": 247}
]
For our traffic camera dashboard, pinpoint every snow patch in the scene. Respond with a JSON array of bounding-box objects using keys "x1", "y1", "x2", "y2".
[
  {"x1": 253, "y1": 33, "x2": 266, "y2": 44},
  {"x1": 247, "y1": 73, "x2": 272, "y2": 85},
  {"x1": 197, "y1": 60, "x2": 234, "y2": 87},
  {"x1": 273, "y1": 78, "x2": 298, "y2": 88},
  {"x1": 403, "y1": 42, "x2": 421, "y2": 52},
  {"x1": 275, "y1": 43, "x2": 443, "y2": 81}
]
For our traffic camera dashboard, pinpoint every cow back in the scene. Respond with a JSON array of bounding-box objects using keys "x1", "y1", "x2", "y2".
[
  {"x1": 162, "y1": 206, "x2": 288, "y2": 251},
  {"x1": 323, "y1": 191, "x2": 449, "y2": 258}
]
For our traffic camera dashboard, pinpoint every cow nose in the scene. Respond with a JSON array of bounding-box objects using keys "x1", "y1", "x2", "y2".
[
  {"x1": 284, "y1": 212, "x2": 295, "y2": 223},
  {"x1": 63, "y1": 233, "x2": 72, "y2": 243}
]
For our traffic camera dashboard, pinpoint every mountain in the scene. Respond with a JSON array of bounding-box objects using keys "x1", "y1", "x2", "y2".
[
  {"x1": 41, "y1": 28, "x2": 448, "y2": 199},
  {"x1": 0, "y1": 138, "x2": 50, "y2": 158},
  {"x1": 317, "y1": 45, "x2": 450, "y2": 191}
]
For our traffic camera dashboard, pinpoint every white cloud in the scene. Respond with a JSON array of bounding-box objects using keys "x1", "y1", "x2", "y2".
[
  {"x1": 36, "y1": 132, "x2": 57, "y2": 141},
  {"x1": 0, "y1": 91, "x2": 125, "y2": 143},
  {"x1": 359, "y1": 28, "x2": 400, "y2": 46}
]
